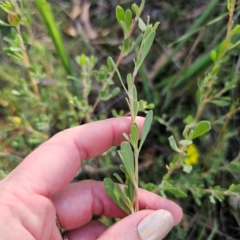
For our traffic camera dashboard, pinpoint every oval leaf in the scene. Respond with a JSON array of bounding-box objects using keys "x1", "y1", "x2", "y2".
[
  {"x1": 168, "y1": 136, "x2": 181, "y2": 153},
  {"x1": 104, "y1": 178, "x2": 130, "y2": 214},
  {"x1": 116, "y1": 6, "x2": 124, "y2": 24},
  {"x1": 165, "y1": 186, "x2": 187, "y2": 198},
  {"x1": 191, "y1": 121, "x2": 211, "y2": 140},
  {"x1": 118, "y1": 142, "x2": 135, "y2": 182}
]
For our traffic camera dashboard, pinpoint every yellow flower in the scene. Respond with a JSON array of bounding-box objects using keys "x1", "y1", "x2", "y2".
[
  {"x1": 12, "y1": 116, "x2": 22, "y2": 125},
  {"x1": 184, "y1": 144, "x2": 199, "y2": 165}
]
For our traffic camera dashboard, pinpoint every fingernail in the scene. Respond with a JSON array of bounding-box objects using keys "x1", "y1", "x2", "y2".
[{"x1": 137, "y1": 209, "x2": 174, "y2": 240}]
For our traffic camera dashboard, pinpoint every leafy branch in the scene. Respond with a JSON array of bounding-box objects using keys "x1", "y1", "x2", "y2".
[
  {"x1": 0, "y1": 1, "x2": 40, "y2": 98},
  {"x1": 104, "y1": 0, "x2": 159, "y2": 214},
  {"x1": 194, "y1": 0, "x2": 238, "y2": 121}
]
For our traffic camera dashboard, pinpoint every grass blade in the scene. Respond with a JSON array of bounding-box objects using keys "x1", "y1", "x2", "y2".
[{"x1": 35, "y1": 0, "x2": 78, "y2": 94}]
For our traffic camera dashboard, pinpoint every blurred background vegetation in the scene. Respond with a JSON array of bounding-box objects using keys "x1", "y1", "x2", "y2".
[{"x1": 0, "y1": 0, "x2": 240, "y2": 239}]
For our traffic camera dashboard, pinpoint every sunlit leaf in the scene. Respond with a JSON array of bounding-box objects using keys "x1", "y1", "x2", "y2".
[
  {"x1": 164, "y1": 186, "x2": 187, "y2": 198},
  {"x1": 116, "y1": 6, "x2": 125, "y2": 24},
  {"x1": 190, "y1": 121, "x2": 211, "y2": 140},
  {"x1": 229, "y1": 184, "x2": 240, "y2": 191},
  {"x1": 210, "y1": 50, "x2": 217, "y2": 62},
  {"x1": 183, "y1": 164, "x2": 193, "y2": 173},
  {"x1": 131, "y1": 4, "x2": 139, "y2": 16},
  {"x1": 124, "y1": 9, "x2": 132, "y2": 30},
  {"x1": 168, "y1": 136, "x2": 181, "y2": 153},
  {"x1": 179, "y1": 140, "x2": 193, "y2": 146},
  {"x1": 138, "y1": 18, "x2": 146, "y2": 32}
]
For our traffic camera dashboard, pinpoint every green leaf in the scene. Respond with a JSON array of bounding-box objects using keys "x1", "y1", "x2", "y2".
[
  {"x1": 104, "y1": 178, "x2": 130, "y2": 214},
  {"x1": 136, "y1": 31, "x2": 156, "y2": 70},
  {"x1": 129, "y1": 34, "x2": 143, "y2": 53},
  {"x1": 119, "y1": 20, "x2": 128, "y2": 35},
  {"x1": 0, "y1": 1, "x2": 13, "y2": 13},
  {"x1": 108, "y1": 57, "x2": 128, "y2": 94},
  {"x1": 131, "y1": 4, "x2": 139, "y2": 16},
  {"x1": 126, "y1": 178, "x2": 135, "y2": 202},
  {"x1": 123, "y1": 38, "x2": 130, "y2": 54},
  {"x1": 0, "y1": 20, "x2": 11, "y2": 27},
  {"x1": 133, "y1": 100, "x2": 139, "y2": 120},
  {"x1": 190, "y1": 121, "x2": 211, "y2": 140},
  {"x1": 227, "y1": 0, "x2": 234, "y2": 11},
  {"x1": 229, "y1": 184, "x2": 240, "y2": 191},
  {"x1": 111, "y1": 87, "x2": 120, "y2": 97},
  {"x1": 124, "y1": 9, "x2": 132, "y2": 30},
  {"x1": 139, "y1": 0, "x2": 146, "y2": 14},
  {"x1": 120, "y1": 164, "x2": 128, "y2": 176},
  {"x1": 209, "y1": 194, "x2": 216, "y2": 204},
  {"x1": 231, "y1": 25, "x2": 240, "y2": 36},
  {"x1": 4, "y1": 48, "x2": 23, "y2": 60},
  {"x1": 133, "y1": 85, "x2": 137, "y2": 101},
  {"x1": 170, "y1": 153, "x2": 179, "y2": 168},
  {"x1": 179, "y1": 140, "x2": 193, "y2": 146},
  {"x1": 183, "y1": 164, "x2": 193, "y2": 173},
  {"x1": 210, "y1": 50, "x2": 217, "y2": 62},
  {"x1": 168, "y1": 136, "x2": 181, "y2": 153},
  {"x1": 227, "y1": 162, "x2": 240, "y2": 172},
  {"x1": 130, "y1": 123, "x2": 139, "y2": 146},
  {"x1": 107, "y1": 57, "x2": 113, "y2": 71},
  {"x1": 35, "y1": 0, "x2": 77, "y2": 94},
  {"x1": 152, "y1": 22, "x2": 160, "y2": 31},
  {"x1": 123, "y1": 133, "x2": 132, "y2": 143},
  {"x1": 210, "y1": 99, "x2": 229, "y2": 107},
  {"x1": 213, "y1": 191, "x2": 225, "y2": 202},
  {"x1": 118, "y1": 142, "x2": 135, "y2": 182},
  {"x1": 113, "y1": 173, "x2": 124, "y2": 184},
  {"x1": 138, "y1": 18, "x2": 146, "y2": 32},
  {"x1": 217, "y1": 39, "x2": 227, "y2": 59},
  {"x1": 139, "y1": 110, "x2": 153, "y2": 150},
  {"x1": 127, "y1": 73, "x2": 132, "y2": 91},
  {"x1": 116, "y1": 6, "x2": 125, "y2": 24},
  {"x1": 182, "y1": 125, "x2": 190, "y2": 139},
  {"x1": 164, "y1": 186, "x2": 187, "y2": 198}
]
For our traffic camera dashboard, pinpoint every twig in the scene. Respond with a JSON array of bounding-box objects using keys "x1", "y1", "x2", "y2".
[
  {"x1": 91, "y1": 17, "x2": 139, "y2": 115},
  {"x1": 194, "y1": 1, "x2": 236, "y2": 122}
]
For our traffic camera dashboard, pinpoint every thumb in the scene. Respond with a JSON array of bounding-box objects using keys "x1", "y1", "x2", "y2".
[{"x1": 98, "y1": 209, "x2": 174, "y2": 240}]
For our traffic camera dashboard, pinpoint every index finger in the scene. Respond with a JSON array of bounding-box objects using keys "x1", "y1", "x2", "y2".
[{"x1": 6, "y1": 117, "x2": 144, "y2": 197}]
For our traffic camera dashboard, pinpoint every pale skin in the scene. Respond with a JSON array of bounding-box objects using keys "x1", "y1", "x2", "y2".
[{"x1": 0, "y1": 117, "x2": 183, "y2": 240}]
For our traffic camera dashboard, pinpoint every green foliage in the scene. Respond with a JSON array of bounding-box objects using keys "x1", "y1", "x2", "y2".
[
  {"x1": 104, "y1": 2, "x2": 158, "y2": 213},
  {"x1": 0, "y1": 0, "x2": 240, "y2": 237},
  {"x1": 35, "y1": 0, "x2": 77, "y2": 94}
]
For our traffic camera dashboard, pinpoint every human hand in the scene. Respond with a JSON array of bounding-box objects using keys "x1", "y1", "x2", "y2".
[{"x1": 0, "y1": 117, "x2": 182, "y2": 240}]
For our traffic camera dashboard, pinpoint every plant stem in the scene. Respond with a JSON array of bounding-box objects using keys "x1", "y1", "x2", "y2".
[
  {"x1": 180, "y1": 185, "x2": 240, "y2": 199},
  {"x1": 202, "y1": 102, "x2": 238, "y2": 169},
  {"x1": 16, "y1": 25, "x2": 40, "y2": 99},
  {"x1": 134, "y1": 150, "x2": 139, "y2": 212},
  {"x1": 91, "y1": 17, "x2": 139, "y2": 115},
  {"x1": 12, "y1": 1, "x2": 40, "y2": 99},
  {"x1": 82, "y1": 66, "x2": 91, "y2": 123},
  {"x1": 194, "y1": 0, "x2": 236, "y2": 122}
]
